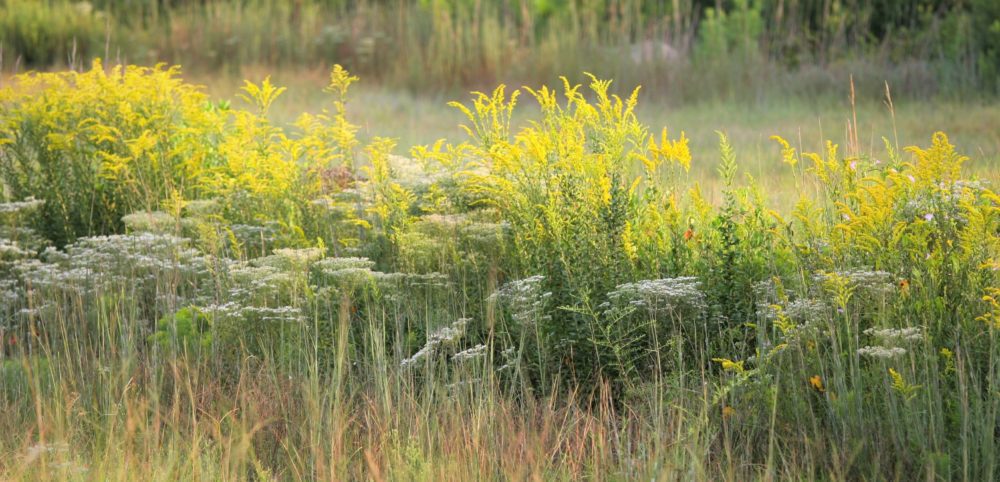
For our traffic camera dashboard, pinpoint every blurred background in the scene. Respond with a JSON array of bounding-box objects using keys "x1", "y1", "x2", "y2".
[{"x1": 2, "y1": 0, "x2": 998, "y2": 188}]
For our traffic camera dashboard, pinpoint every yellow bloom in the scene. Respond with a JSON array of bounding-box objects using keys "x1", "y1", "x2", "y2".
[
  {"x1": 809, "y1": 375, "x2": 825, "y2": 393},
  {"x1": 770, "y1": 135, "x2": 797, "y2": 167},
  {"x1": 712, "y1": 358, "x2": 745, "y2": 373}
]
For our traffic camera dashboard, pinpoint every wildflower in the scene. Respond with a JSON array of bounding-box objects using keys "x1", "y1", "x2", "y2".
[
  {"x1": 888, "y1": 367, "x2": 921, "y2": 400},
  {"x1": 857, "y1": 346, "x2": 907, "y2": 359},
  {"x1": 273, "y1": 247, "x2": 326, "y2": 265},
  {"x1": 0, "y1": 197, "x2": 45, "y2": 215},
  {"x1": 315, "y1": 257, "x2": 377, "y2": 290},
  {"x1": 783, "y1": 298, "x2": 828, "y2": 321},
  {"x1": 923, "y1": 213, "x2": 934, "y2": 222},
  {"x1": 607, "y1": 277, "x2": 706, "y2": 316},
  {"x1": 490, "y1": 276, "x2": 552, "y2": 326},
  {"x1": 0, "y1": 239, "x2": 33, "y2": 259},
  {"x1": 401, "y1": 318, "x2": 471, "y2": 368},
  {"x1": 452, "y1": 343, "x2": 488, "y2": 363},
  {"x1": 683, "y1": 228, "x2": 694, "y2": 241},
  {"x1": 817, "y1": 269, "x2": 895, "y2": 297},
  {"x1": 939, "y1": 347, "x2": 956, "y2": 374},
  {"x1": 809, "y1": 375, "x2": 825, "y2": 393},
  {"x1": 863, "y1": 326, "x2": 923, "y2": 343},
  {"x1": 711, "y1": 358, "x2": 745, "y2": 373}
]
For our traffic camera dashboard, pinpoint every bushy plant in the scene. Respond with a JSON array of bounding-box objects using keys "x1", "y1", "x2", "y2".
[{"x1": 0, "y1": 60, "x2": 229, "y2": 245}]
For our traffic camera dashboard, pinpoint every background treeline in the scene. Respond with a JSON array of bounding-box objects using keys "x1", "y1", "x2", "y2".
[{"x1": 2, "y1": 0, "x2": 998, "y2": 99}]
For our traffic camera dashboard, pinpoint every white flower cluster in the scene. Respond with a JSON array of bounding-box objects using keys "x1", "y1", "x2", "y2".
[
  {"x1": 863, "y1": 326, "x2": 923, "y2": 343},
  {"x1": 858, "y1": 326, "x2": 923, "y2": 360},
  {"x1": 0, "y1": 238, "x2": 33, "y2": 259},
  {"x1": 229, "y1": 223, "x2": 280, "y2": 248},
  {"x1": 489, "y1": 275, "x2": 552, "y2": 326},
  {"x1": 816, "y1": 269, "x2": 896, "y2": 297},
  {"x1": 783, "y1": 298, "x2": 829, "y2": 321},
  {"x1": 315, "y1": 256, "x2": 377, "y2": 290},
  {"x1": 857, "y1": 345, "x2": 908, "y2": 359},
  {"x1": 200, "y1": 301, "x2": 304, "y2": 324},
  {"x1": 15, "y1": 259, "x2": 95, "y2": 291},
  {"x1": 273, "y1": 247, "x2": 326, "y2": 265},
  {"x1": 899, "y1": 180, "x2": 989, "y2": 227},
  {"x1": 248, "y1": 305, "x2": 305, "y2": 323},
  {"x1": 452, "y1": 343, "x2": 488, "y2": 363},
  {"x1": 0, "y1": 279, "x2": 18, "y2": 304},
  {"x1": 607, "y1": 277, "x2": 707, "y2": 315},
  {"x1": 400, "y1": 317, "x2": 471, "y2": 368},
  {"x1": 198, "y1": 301, "x2": 243, "y2": 318},
  {"x1": 0, "y1": 197, "x2": 44, "y2": 215},
  {"x1": 13, "y1": 233, "x2": 206, "y2": 293},
  {"x1": 225, "y1": 258, "x2": 304, "y2": 302}
]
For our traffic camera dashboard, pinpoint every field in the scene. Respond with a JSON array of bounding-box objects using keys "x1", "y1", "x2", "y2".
[{"x1": 2, "y1": 1, "x2": 1000, "y2": 481}]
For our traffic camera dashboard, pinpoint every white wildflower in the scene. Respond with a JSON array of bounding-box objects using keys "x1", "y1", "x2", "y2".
[
  {"x1": 864, "y1": 326, "x2": 924, "y2": 343},
  {"x1": 857, "y1": 346, "x2": 908, "y2": 359},
  {"x1": 490, "y1": 276, "x2": 552, "y2": 326},
  {"x1": 607, "y1": 277, "x2": 706, "y2": 315},
  {"x1": 452, "y1": 343, "x2": 487, "y2": 363},
  {"x1": 0, "y1": 197, "x2": 44, "y2": 215},
  {"x1": 400, "y1": 318, "x2": 471, "y2": 368}
]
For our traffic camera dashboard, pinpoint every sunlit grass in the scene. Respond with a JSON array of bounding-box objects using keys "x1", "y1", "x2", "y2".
[{"x1": 1, "y1": 63, "x2": 997, "y2": 481}]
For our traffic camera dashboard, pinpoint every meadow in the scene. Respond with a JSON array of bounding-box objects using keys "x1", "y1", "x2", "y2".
[
  {"x1": 0, "y1": 59, "x2": 997, "y2": 481},
  {"x1": 1, "y1": 1, "x2": 1000, "y2": 481}
]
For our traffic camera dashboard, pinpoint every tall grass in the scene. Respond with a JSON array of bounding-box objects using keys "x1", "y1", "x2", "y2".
[{"x1": 1, "y1": 62, "x2": 998, "y2": 480}]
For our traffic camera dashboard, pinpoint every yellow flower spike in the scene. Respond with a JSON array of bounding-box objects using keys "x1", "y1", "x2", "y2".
[
  {"x1": 325, "y1": 64, "x2": 359, "y2": 100},
  {"x1": 711, "y1": 358, "x2": 745, "y2": 373},
  {"x1": 599, "y1": 176, "x2": 612, "y2": 205},
  {"x1": 673, "y1": 131, "x2": 691, "y2": 172},
  {"x1": 905, "y1": 132, "x2": 968, "y2": 184},
  {"x1": 239, "y1": 76, "x2": 286, "y2": 115},
  {"x1": 888, "y1": 368, "x2": 921, "y2": 401},
  {"x1": 770, "y1": 135, "x2": 797, "y2": 167},
  {"x1": 622, "y1": 221, "x2": 638, "y2": 262}
]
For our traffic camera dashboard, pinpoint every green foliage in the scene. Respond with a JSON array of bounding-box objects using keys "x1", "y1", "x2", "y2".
[
  {"x1": 2, "y1": 0, "x2": 998, "y2": 97},
  {"x1": 0, "y1": 0, "x2": 107, "y2": 66},
  {"x1": 0, "y1": 61, "x2": 379, "y2": 252},
  {"x1": 149, "y1": 306, "x2": 212, "y2": 356},
  {"x1": 0, "y1": 68, "x2": 998, "y2": 480},
  {"x1": 0, "y1": 60, "x2": 222, "y2": 245}
]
